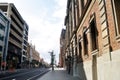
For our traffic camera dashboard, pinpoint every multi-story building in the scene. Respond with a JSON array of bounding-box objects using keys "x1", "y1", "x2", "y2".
[
  {"x1": 0, "y1": 10, "x2": 10, "y2": 70},
  {"x1": 21, "y1": 21, "x2": 29, "y2": 67},
  {"x1": 27, "y1": 43, "x2": 33, "y2": 64},
  {"x1": 0, "y1": 3, "x2": 27, "y2": 69},
  {"x1": 32, "y1": 48, "x2": 40, "y2": 63},
  {"x1": 64, "y1": 0, "x2": 120, "y2": 80},
  {"x1": 59, "y1": 29, "x2": 66, "y2": 67},
  {"x1": 27, "y1": 43, "x2": 40, "y2": 68},
  {"x1": 64, "y1": 0, "x2": 78, "y2": 75}
]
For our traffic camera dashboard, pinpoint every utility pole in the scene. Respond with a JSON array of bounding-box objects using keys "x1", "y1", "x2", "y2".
[{"x1": 48, "y1": 50, "x2": 55, "y2": 71}]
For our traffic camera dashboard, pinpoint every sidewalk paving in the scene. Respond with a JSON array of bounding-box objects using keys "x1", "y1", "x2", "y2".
[{"x1": 37, "y1": 68, "x2": 80, "y2": 80}]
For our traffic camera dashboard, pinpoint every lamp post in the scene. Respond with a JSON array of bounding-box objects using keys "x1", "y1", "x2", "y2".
[{"x1": 48, "y1": 50, "x2": 55, "y2": 71}]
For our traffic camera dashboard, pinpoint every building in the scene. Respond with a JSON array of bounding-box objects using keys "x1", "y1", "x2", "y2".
[
  {"x1": 64, "y1": 0, "x2": 120, "y2": 80},
  {"x1": 0, "y1": 10, "x2": 10, "y2": 70},
  {"x1": 21, "y1": 21, "x2": 29, "y2": 67},
  {"x1": 40, "y1": 58, "x2": 50, "y2": 68},
  {"x1": 0, "y1": 3, "x2": 28, "y2": 70},
  {"x1": 27, "y1": 43, "x2": 40, "y2": 68},
  {"x1": 59, "y1": 29, "x2": 66, "y2": 67},
  {"x1": 32, "y1": 48, "x2": 40, "y2": 63},
  {"x1": 27, "y1": 43, "x2": 32, "y2": 68}
]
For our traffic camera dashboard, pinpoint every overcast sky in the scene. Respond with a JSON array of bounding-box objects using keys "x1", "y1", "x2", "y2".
[{"x1": 1, "y1": 0, "x2": 67, "y2": 64}]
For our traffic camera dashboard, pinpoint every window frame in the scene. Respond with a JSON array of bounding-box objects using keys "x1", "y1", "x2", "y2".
[
  {"x1": 78, "y1": 36, "x2": 83, "y2": 62},
  {"x1": 83, "y1": 27, "x2": 89, "y2": 58},
  {"x1": 89, "y1": 14, "x2": 98, "y2": 52},
  {"x1": 112, "y1": 0, "x2": 120, "y2": 42}
]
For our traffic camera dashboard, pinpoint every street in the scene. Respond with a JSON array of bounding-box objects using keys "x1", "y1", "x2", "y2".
[{"x1": 0, "y1": 68, "x2": 50, "y2": 80}]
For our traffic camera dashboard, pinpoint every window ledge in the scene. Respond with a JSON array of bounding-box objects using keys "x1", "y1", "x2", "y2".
[
  {"x1": 91, "y1": 49, "x2": 99, "y2": 55},
  {"x1": 116, "y1": 35, "x2": 120, "y2": 42}
]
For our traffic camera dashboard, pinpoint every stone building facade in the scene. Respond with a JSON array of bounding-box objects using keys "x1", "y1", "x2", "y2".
[
  {"x1": 59, "y1": 29, "x2": 66, "y2": 67},
  {"x1": 27, "y1": 43, "x2": 40, "y2": 68},
  {"x1": 64, "y1": 0, "x2": 120, "y2": 80}
]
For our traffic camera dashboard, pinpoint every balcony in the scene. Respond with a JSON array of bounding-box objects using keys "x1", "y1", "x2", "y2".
[
  {"x1": 11, "y1": 11, "x2": 23, "y2": 30},
  {"x1": 11, "y1": 20, "x2": 23, "y2": 34},
  {"x1": 10, "y1": 29, "x2": 23, "y2": 42},
  {"x1": 9, "y1": 37, "x2": 22, "y2": 49}
]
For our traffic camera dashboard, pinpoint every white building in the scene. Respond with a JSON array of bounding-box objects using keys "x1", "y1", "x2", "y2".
[{"x1": 21, "y1": 21, "x2": 29, "y2": 63}]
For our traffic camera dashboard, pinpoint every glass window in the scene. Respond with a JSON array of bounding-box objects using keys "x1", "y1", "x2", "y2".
[
  {"x1": 83, "y1": 29, "x2": 88, "y2": 56},
  {"x1": 0, "y1": 34, "x2": 4, "y2": 41},
  {"x1": 0, "y1": 46, "x2": 2, "y2": 51},
  {"x1": 90, "y1": 19, "x2": 98, "y2": 51},
  {"x1": 112, "y1": 0, "x2": 120, "y2": 36},
  {"x1": 75, "y1": 0, "x2": 79, "y2": 26},
  {"x1": 0, "y1": 24, "x2": 5, "y2": 31},
  {"x1": 78, "y1": 40, "x2": 82, "y2": 61}
]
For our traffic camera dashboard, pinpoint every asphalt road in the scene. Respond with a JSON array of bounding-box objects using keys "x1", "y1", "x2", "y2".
[{"x1": 0, "y1": 68, "x2": 50, "y2": 80}]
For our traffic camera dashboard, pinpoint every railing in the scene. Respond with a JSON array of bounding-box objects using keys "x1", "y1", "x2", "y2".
[
  {"x1": 9, "y1": 37, "x2": 22, "y2": 49},
  {"x1": 10, "y1": 29, "x2": 23, "y2": 42}
]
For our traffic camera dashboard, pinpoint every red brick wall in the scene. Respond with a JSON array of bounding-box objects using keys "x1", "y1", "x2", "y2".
[
  {"x1": 76, "y1": 0, "x2": 120, "y2": 62},
  {"x1": 105, "y1": 0, "x2": 120, "y2": 51}
]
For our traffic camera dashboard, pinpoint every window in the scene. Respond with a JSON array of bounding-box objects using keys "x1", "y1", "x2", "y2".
[
  {"x1": 90, "y1": 19, "x2": 98, "y2": 51},
  {"x1": 83, "y1": 29, "x2": 88, "y2": 56},
  {"x1": 81, "y1": 0, "x2": 84, "y2": 9},
  {"x1": 23, "y1": 51, "x2": 26, "y2": 56},
  {"x1": 0, "y1": 5, "x2": 8, "y2": 12},
  {"x1": 78, "y1": 0, "x2": 84, "y2": 18},
  {"x1": 0, "y1": 34, "x2": 4, "y2": 41},
  {"x1": 112, "y1": 0, "x2": 120, "y2": 36},
  {"x1": 0, "y1": 24, "x2": 5, "y2": 31},
  {"x1": 75, "y1": 0, "x2": 79, "y2": 26},
  {"x1": 9, "y1": 33, "x2": 22, "y2": 44},
  {"x1": 24, "y1": 40, "x2": 27, "y2": 45},
  {"x1": 24, "y1": 45, "x2": 27, "y2": 50},
  {"x1": 68, "y1": 10, "x2": 72, "y2": 37},
  {"x1": 78, "y1": 40, "x2": 82, "y2": 61},
  {"x1": 0, "y1": 46, "x2": 2, "y2": 51}
]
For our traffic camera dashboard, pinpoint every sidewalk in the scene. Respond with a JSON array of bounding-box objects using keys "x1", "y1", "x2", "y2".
[{"x1": 37, "y1": 68, "x2": 80, "y2": 80}]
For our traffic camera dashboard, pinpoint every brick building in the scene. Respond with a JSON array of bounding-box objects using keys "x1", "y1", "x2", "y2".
[
  {"x1": 64, "y1": 0, "x2": 120, "y2": 80},
  {"x1": 59, "y1": 29, "x2": 66, "y2": 67},
  {"x1": 27, "y1": 43, "x2": 40, "y2": 68}
]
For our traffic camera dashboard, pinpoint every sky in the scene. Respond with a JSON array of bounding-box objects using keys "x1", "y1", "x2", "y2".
[{"x1": 0, "y1": 0, "x2": 67, "y2": 64}]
